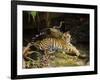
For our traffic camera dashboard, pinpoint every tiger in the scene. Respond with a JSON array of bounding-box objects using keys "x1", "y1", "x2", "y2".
[
  {"x1": 23, "y1": 31, "x2": 86, "y2": 67},
  {"x1": 31, "y1": 31, "x2": 80, "y2": 56}
]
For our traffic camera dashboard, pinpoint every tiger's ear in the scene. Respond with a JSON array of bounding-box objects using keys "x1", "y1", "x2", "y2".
[
  {"x1": 66, "y1": 31, "x2": 70, "y2": 34},
  {"x1": 63, "y1": 31, "x2": 70, "y2": 35}
]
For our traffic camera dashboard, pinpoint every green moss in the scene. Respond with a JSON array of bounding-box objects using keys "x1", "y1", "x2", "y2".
[{"x1": 49, "y1": 52, "x2": 81, "y2": 67}]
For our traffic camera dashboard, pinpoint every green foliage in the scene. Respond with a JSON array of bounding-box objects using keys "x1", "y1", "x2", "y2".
[{"x1": 30, "y1": 11, "x2": 37, "y2": 17}]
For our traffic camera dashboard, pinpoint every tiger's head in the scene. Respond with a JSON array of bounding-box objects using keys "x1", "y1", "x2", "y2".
[{"x1": 62, "y1": 31, "x2": 72, "y2": 44}]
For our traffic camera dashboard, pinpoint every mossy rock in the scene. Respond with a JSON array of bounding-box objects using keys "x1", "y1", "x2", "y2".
[{"x1": 23, "y1": 45, "x2": 88, "y2": 68}]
